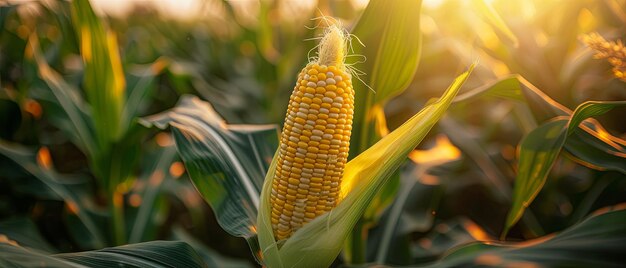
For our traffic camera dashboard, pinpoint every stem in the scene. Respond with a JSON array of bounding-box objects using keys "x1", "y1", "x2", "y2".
[
  {"x1": 350, "y1": 220, "x2": 366, "y2": 264},
  {"x1": 110, "y1": 190, "x2": 126, "y2": 245}
]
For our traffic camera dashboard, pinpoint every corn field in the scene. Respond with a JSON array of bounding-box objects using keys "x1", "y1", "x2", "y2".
[{"x1": 1, "y1": 0, "x2": 626, "y2": 267}]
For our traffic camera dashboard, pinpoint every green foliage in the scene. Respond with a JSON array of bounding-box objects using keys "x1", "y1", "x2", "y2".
[
  {"x1": 71, "y1": 0, "x2": 126, "y2": 150},
  {"x1": 1, "y1": 240, "x2": 206, "y2": 268},
  {"x1": 424, "y1": 206, "x2": 626, "y2": 267},
  {"x1": 505, "y1": 101, "x2": 626, "y2": 236},
  {"x1": 1, "y1": 0, "x2": 625, "y2": 267},
  {"x1": 140, "y1": 95, "x2": 278, "y2": 252}
]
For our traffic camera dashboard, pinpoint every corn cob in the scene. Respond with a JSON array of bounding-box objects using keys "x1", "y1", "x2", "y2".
[{"x1": 270, "y1": 25, "x2": 354, "y2": 240}]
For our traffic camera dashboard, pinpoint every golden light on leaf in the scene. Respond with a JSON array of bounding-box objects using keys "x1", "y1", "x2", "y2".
[
  {"x1": 66, "y1": 201, "x2": 80, "y2": 215},
  {"x1": 477, "y1": 25, "x2": 500, "y2": 50},
  {"x1": 0, "y1": 235, "x2": 19, "y2": 247},
  {"x1": 475, "y1": 254, "x2": 503, "y2": 266},
  {"x1": 150, "y1": 57, "x2": 169, "y2": 75},
  {"x1": 24, "y1": 99, "x2": 43, "y2": 119},
  {"x1": 371, "y1": 104, "x2": 390, "y2": 136},
  {"x1": 129, "y1": 193, "x2": 142, "y2": 207},
  {"x1": 150, "y1": 170, "x2": 165, "y2": 186},
  {"x1": 577, "y1": 8, "x2": 596, "y2": 33},
  {"x1": 113, "y1": 191, "x2": 124, "y2": 208},
  {"x1": 46, "y1": 25, "x2": 60, "y2": 40},
  {"x1": 418, "y1": 238, "x2": 432, "y2": 249},
  {"x1": 463, "y1": 219, "x2": 490, "y2": 241},
  {"x1": 106, "y1": 30, "x2": 126, "y2": 98},
  {"x1": 80, "y1": 26, "x2": 92, "y2": 62},
  {"x1": 409, "y1": 134, "x2": 460, "y2": 165},
  {"x1": 183, "y1": 188, "x2": 201, "y2": 207},
  {"x1": 155, "y1": 132, "x2": 173, "y2": 147},
  {"x1": 115, "y1": 180, "x2": 131, "y2": 194},
  {"x1": 36, "y1": 147, "x2": 53, "y2": 170},
  {"x1": 505, "y1": 261, "x2": 540, "y2": 268},
  {"x1": 169, "y1": 161, "x2": 185, "y2": 178},
  {"x1": 492, "y1": 61, "x2": 510, "y2": 77},
  {"x1": 419, "y1": 174, "x2": 440, "y2": 186},
  {"x1": 501, "y1": 144, "x2": 516, "y2": 160},
  {"x1": 16, "y1": 25, "x2": 30, "y2": 39},
  {"x1": 239, "y1": 40, "x2": 256, "y2": 57}
]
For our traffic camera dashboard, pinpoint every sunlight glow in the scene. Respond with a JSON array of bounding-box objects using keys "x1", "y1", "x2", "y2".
[
  {"x1": 91, "y1": 0, "x2": 203, "y2": 19},
  {"x1": 409, "y1": 135, "x2": 461, "y2": 166},
  {"x1": 36, "y1": 147, "x2": 53, "y2": 170}
]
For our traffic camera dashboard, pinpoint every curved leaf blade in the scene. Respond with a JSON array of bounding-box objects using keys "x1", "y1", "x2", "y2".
[
  {"x1": 471, "y1": 0, "x2": 519, "y2": 47},
  {"x1": 0, "y1": 244, "x2": 83, "y2": 268},
  {"x1": 0, "y1": 141, "x2": 106, "y2": 249},
  {"x1": 351, "y1": 0, "x2": 423, "y2": 104},
  {"x1": 567, "y1": 101, "x2": 626, "y2": 136},
  {"x1": 1, "y1": 240, "x2": 206, "y2": 268},
  {"x1": 140, "y1": 95, "x2": 278, "y2": 239},
  {"x1": 54, "y1": 241, "x2": 206, "y2": 268},
  {"x1": 71, "y1": 0, "x2": 126, "y2": 145},
  {"x1": 0, "y1": 218, "x2": 57, "y2": 253},
  {"x1": 504, "y1": 101, "x2": 626, "y2": 236},
  {"x1": 504, "y1": 118, "x2": 568, "y2": 237},
  {"x1": 426, "y1": 205, "x2": 626, "y2": 267}
]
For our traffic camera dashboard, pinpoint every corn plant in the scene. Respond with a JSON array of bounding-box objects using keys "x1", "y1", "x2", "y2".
[
  {"x1": 0, "y1": 0, "x2": 221, "y2": 261},
  {"x1": 2, "y1": 0, "x2": 626, "y2": 267}
]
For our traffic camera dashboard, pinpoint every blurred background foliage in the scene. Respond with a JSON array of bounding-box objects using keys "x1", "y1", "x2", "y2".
[{"x1": 1, "y1": 0, "x2": 625, "y2": 267}]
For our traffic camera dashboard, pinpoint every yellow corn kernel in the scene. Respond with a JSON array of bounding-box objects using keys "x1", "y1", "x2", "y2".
[{"x1": 270, "y1": 25, "x2": 354, "y2": 240}]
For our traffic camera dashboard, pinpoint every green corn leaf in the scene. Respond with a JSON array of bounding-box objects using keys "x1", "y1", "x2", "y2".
[
  {"x1": 121, "y1": 59, "x2": 170, "y2": 133},
  {"x1": 567, "y1": 101, "x2": 626, "y2": 136},
  {"x1": 28, "y1": 36, "x2": 97, "y2": 158},
  {"x1": 350, "y1": 0, "x2": 423, "y2": 157},
  {"x1": 55, "y1": 241, "x2": 206, "y2": 268},
  {"x1": 258, "y1": 64, "x2": 474, "y2": 268},
  {"x1": 456, "y1": 76, "x2": 626, "y2": 172},
  {"x1": 0, "y1": 140, "x2": 106, "y2": 249},
  {"x1": 564, "y1": 127, "x2": 626, "y2": 174},
  {"x1": 453, "y1": 76, "x2": 626, "y2": 236},
  {"x1": 71, "y1": 0, "x2": 126, "y2": 148},
  {"x1": 128, "y1": 145, "x2": 178, "y2": 243},
  {"x1": 422, "y1": 205, "x2": 626, "y2": 267},
  {"x1": 0, "y1": 244, "x2": 80, "y2": 268},
  {"x1": 0, "y1": 240, "x2": 206, "y2": 268},
  {"x1": 0, "y1": 218, "x2": 57, "y2": 253},
  {"x1": 471, "y1": 0, "x2": 519, "y2": 47},
  {"x1": 350, "y1": 0, "x2": 423, "y2": 105},
  {"x1": 503, "y1": 101, "x2": 626, "y2": 237},
  {"x1": 140, "y1": 95, "x2": 278, "y2": 248},
  {"x1": 171, "y1": 227, "x2": 253, "y2": 268},
  {"x1": 503, "y1": 118, "x2": 569, "y2": 238}
]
